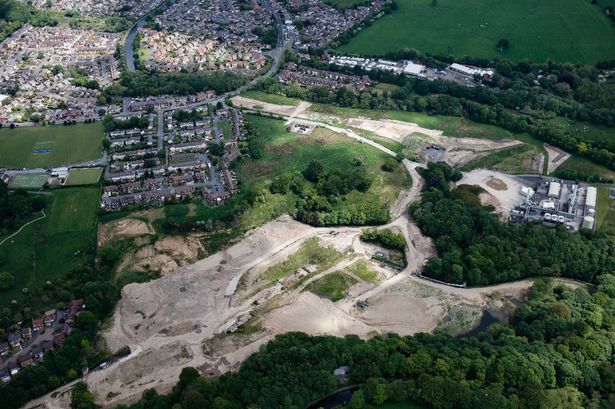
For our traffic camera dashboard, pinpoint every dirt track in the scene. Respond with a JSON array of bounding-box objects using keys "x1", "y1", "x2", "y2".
[{"x1": 21, "y1": 98, "x2": 581, "y2": 409}]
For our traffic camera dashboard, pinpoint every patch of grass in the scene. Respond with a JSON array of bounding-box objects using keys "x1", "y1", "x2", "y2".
[
  {"x1": 65, "y1": 167, "x2": 103, "y2": 186},
  {"x1": 557, "y1": 155, "x2": 615, "y2": 181},
  {"x1": 452, "y1": 184, "x2": 487, "y2": 208},
  {"x1": 0, "y1": 123, "x2": 104, "y2": 168},
  {"x1": 546, "y1": 117, "x2": 615, "y2": 152},
  {"x1": 219, "y1": 119, "x2": 233, "y2": 141},
  {"x1": 324, "y1": 0, "x2": 369, "y2": 9},
  {"x1": 596, "y1": 187, "x2": 611, "y2": 231},
  {"x1": 242, "y1": 91, "x2": 300, "y2": 106},
  {"x1": 261, "y1": 237, "x2": 344, "y2": 283},
  {"x1": 307, "y1": 271, "x2": 357, "y2": 301},
  {"x1": 46, "y1": 187, "x2": 100, "y2": 233},
  {"x1": 460, "y1": 144, "x2": 541, "y2": 174},
  {"x1": 0, "y1": 187, "x2": 100, "y2": 305},
  {"x1": 337, "y1": 0, "x2": 615, "y2": 63},
  {"x1": 237, "y1": 114, "x2": 408, "y2": 212},
  {"x1": 347, "y1": 259, "x2": 380, "y2": 283}
]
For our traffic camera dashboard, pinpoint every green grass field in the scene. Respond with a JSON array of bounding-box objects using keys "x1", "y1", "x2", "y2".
[
  {"x1": 242, "y1": 91, "x2": 301, "y2": 106},
  {"x1": 65, "y1": 167, "x2": 103, "y2": 186},
  {"x1": 598, "y1": 191, "x2": 615, "y2": 236},
  {"x1": 546, "y1": 117, "x2": 615, "y2": 152},
  {"x1": 324, "y1": 0, "x2": 369, "y2": 9},
  {"x1": 556, "y1": 155, "x2": 615, "y2": 181},
  {"x1": 237, "y1": 115, "x2": 410, "y2": 208},
  {"x1": 8, "y1": 173, "x2": 48, "y2": 190},
  {"x1": 0, "y1": 186, "x2": 100, "y2": 304},
  {"x1": 338, "y1": 0, "x2": 615, "y2": 63},
  {"x1": 219, "y1": 119, "x2": 233, "y2": 141},
  {"x1": 307, "y1": 271, "x2": 357, "y2": 301},
  {"x1": 0, "y1": 123, "x2": 104, "y2": 168}
]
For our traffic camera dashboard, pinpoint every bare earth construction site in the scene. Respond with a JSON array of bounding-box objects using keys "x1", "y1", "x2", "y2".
[{"x1": 23, "y1": 97, "x2": 589, "y2": 408}]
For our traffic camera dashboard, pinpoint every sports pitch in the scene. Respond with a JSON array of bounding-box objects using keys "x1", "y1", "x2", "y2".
[
  {"x1": 0, "y1": 123, "x2": 104, "y2": 168},
  {"x1": 8, "y1": 173, "x2": 48, "y2": 190},
  {"x1": 337, "y1": 0, "x2": 615, "y2": 63},
  {"x1": 65, "y1": 167, "x2": 103, "y2": 186}
]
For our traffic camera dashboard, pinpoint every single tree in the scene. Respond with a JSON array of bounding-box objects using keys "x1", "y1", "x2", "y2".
[{"x1": 497, "y1": 38, "x2": 510, "y2": 51}]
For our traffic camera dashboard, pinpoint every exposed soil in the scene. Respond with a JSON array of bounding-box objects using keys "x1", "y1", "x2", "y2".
[{"x1": 544, "y1": 143, "x2": 571, "y2": 174}]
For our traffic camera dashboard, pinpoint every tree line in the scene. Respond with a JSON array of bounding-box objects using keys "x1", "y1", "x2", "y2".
[
  {"x1": 409, "y1": 162, "x2": 615, "y2": 286},
  {"x1": 103, "y1": 71, "x2": 248, "y2": 98},
  {"x1": 80, "y1": 274, "x2": 615, "y2": 409}
]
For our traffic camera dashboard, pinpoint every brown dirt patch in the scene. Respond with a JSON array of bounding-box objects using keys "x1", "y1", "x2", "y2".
[
  {"x1": 486, "y1": 178, "x2": 507, "y2": 191},
  {"x1": 98, "y1": 218, "x2": 154, "y2": 247}
]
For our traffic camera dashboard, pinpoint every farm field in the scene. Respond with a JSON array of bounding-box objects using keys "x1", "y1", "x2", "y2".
[
  {"x1": 337, "y1": 0, "x2": 615, "y2": 63},
  {"x1": 65, "y1": 167, "x2": 103, "y2": 186},
  {"x1": 0, "y1": 186, "x2": 100, "y2": 305},
  {"x1": 0, "y1": 123, "x2": 104, "y2": 168}
]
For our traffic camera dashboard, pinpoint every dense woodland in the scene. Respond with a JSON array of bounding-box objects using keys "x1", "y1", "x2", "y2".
[
  {"x1": 104, "y1": 71, "x2": 248, "y2": 98},
  {"x1": 64, "y1": 275, "x2": 615, "y2": 409},
  {"x1": 410, "y1": 162, "x2": 615, "y2": 286}
]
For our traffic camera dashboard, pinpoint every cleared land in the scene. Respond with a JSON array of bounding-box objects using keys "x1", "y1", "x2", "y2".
[
  {"x1": 8, "y1": 173, "x2": 48, "y2": 190},
  {"x1": 338, "y1": 0, "x2": 615, "y2": 63},
  {"x1": 0, "y1": 186, "x2": 100, "y2": 304},
  {"x1": 0, "y1": 123, "x2": 104, "y2": 168},
  {"x1": 461, "y1": 144, "x2": 543, "y2": 174},
  {"x1": 65, "y1": 167, "x2": 103, "y2": 185}
]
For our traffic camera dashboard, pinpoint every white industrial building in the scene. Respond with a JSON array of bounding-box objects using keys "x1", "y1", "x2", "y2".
[
  {"x1": 449, "y1": 63, "x2": 495, "y2": 78},
  {"x1": 403, "y1": 61, "x2": 425, "y2": 76},
  {"x1": 586, "y1": 186, "x2": 597, "y2": 211},
  {"x1": 548, "y1": 182, "x2": 561, "y2": 198}
]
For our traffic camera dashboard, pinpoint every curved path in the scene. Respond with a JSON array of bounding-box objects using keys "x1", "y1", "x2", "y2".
[{"x1": 0, "y1": 210, "x2": 46, "y2": 247}]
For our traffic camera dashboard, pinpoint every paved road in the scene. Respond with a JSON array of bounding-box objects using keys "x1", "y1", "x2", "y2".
[{"x1": 124, "y1": 0, "x2": 178, "y2": 72}]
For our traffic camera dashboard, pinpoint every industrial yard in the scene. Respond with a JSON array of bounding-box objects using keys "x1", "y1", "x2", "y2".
[{"x1": 510, "y1": 177, "x2": 598, "y2": 231}]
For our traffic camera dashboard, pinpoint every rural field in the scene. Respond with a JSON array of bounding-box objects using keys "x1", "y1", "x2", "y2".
[
  {"x1": 0, "y1": 123, "x2": 104, "y2": 168},
  {"x1": 0, "y1": 186, "x2": 100, "y2": 305},
  {"x1": 337, "y1": 0, "x2": 615, "y2": 63}
]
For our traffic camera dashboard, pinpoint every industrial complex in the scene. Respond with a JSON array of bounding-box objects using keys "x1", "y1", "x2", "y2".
[{"x1": 510, "y1": 177, "x2": 598, "y2": 230}]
